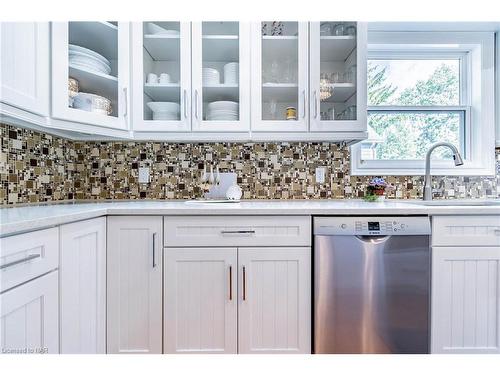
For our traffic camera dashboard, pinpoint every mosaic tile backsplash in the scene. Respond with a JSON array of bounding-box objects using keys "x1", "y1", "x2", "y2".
[{"x1": 1, "y1": 123, "x2": 499, "y2": 205}]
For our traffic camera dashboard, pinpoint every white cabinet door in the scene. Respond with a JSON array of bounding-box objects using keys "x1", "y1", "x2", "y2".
[
  {"x1": 164, "y1": 247, "x2": 237, "y2": 353},
  {"x1": 0, "y1": 22, "x2": 49, "y2": 116},
  {"x1": 238, "y1": 247, "x2": 311, "y2": 354},
  {"x1": 132, "y1": 22, "x2": 191, "y2": 132},
  {"x1": 251, "y1": 22, "x2": 309, "y2": 133},
  {"x1": 60, "y1": 217, "x2": 106, "y2": 354},
  {"x1": 432, "y1": 246, "x2": 500, "y2": 353},
  {"x1": 309, "y1": 22, "x2": 367, "y2": 132},
  {"x1": 0, "y1": 271, "x2": 59, "y2": 354},
  {"x1": 107, "y1": 216, "x2": 163, "y2": 354},
  {"x1": 51, "y1": 22, "x2": 130, "y2": 131},
  {"x1": 191, "y1": 22, "x2": 250, "y2": 133}
]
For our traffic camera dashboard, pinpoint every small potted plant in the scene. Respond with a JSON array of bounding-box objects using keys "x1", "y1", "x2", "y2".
[{"x1": 364, "y1": 177, "x2": 393, "y2": 201}]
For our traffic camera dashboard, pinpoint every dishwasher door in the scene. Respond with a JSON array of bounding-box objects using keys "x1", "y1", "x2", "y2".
[{"x1": 314, "y1": 234, "x2": 430, "y2": 354}]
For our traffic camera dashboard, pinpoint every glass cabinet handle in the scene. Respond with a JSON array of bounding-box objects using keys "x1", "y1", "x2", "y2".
[
  {"x1": 194, "y1": 90, "x2": 199, "y2": 119},
  {"x1": 302, "y1": 90, "x2": 306, "y2": 119},
  {"x1": 314, "y1": 90, "x2": 318, "y2": 119},
  {"x1": 183, "y1": 89, "x2": 188, "y2": 119},
  {"x1": 123, "y1": 87, "x2": 128, "y2": 118}
]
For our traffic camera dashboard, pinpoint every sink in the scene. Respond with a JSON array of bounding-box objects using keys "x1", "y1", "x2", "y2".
[{"x1": 406, "y1": 200, "x2": 500, "y2": 206}]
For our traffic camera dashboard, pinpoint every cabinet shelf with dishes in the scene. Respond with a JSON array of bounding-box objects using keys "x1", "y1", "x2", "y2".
[
  {"x1": 310, "y1": 21, "x2": 366, "y2": 131},
  {"x1": 191, "y1": 21, "x2": 250, "y2": 132},
  {"x1": 51, "y1": 21, "x2": 130, "y2": 133},
  {"x1": 132, "y1": 22, "x2": 191, "y2": 132}
]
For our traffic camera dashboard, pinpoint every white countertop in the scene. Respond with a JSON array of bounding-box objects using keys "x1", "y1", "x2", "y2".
[{"x1": 1, "y1": 199, "x2": 500, "y2": 237}]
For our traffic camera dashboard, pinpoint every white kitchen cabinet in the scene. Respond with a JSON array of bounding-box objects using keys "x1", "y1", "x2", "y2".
[
  {"x1": 191, "y1": 22, "x2": 250, "y2": 132},
  {"x1": 60, "y1": 217, "x2": 106, "y2": 354},
  {"x1": 51, "y1": 22, "x2": 130, "y2": 131},
  {"x1": 106, "y1": 216, "x2": 163, "y2": 354},
  {"x1": 238, "y1": 247, "x2": 311, "y2": 354},
  {"x1": 431, "y1": 215, "x2": 500, "y2": 354},
  {"x1": 0, "y1": 271, "x2": 59, "y2": 354},
  {"x1": 496, "y1": 31, "x2": 500, "y2": 147},
  {"x1": 251, "y1": 22, "x2": 309, "y2": 132},
  {"x1": 432, "y1": 246, "x2": 500, "y2": 353},
  {"x1": 309, "y1": 22, "x2": 367, "y2": 133},
  {"x1": 0, "y1": 22, "x2": 50, "y2": 116},
  {"x1": 131, "y1": 22, "x2": 191, "y2": 132},
  {"x1": 164, "y1": 247, "x2": 237, "y2": 353}
]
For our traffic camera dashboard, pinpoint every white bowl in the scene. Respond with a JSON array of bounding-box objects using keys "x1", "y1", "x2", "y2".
[
  {"x1": 147, "y1": 102, "x2": 180, "y2": 113},
  {"x1": 73, "y1": 92, "x2": 112, "y2": 115}
]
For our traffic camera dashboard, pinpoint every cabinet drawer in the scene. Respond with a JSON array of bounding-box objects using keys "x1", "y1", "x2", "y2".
[
  {"x1": 164, "y1": 216, "x2": 311, "y2": 247},
  {"x1": 1, "y1": 227, "x2": 59, "y2": 292},
  {"x1": 432, "y1": 216, "x2": 500, "y2": 247}
]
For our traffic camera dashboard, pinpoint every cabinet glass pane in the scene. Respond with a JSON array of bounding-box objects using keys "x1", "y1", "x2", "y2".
[
  {"x1": 68, "y1": 22, "x2": 119, "y2": 117},
  {"x1": 318, "y1": 21, "x2": 357, "y2": 121},
  {"x1": 142, "y1": 22, "x2": 181, "y2": 121},
  {"x1": 261, "y1": 21, "x2": 299, "y2": 121},
  {"x1": 201, "y1": 22, "x2": 240, "y2": 122}
]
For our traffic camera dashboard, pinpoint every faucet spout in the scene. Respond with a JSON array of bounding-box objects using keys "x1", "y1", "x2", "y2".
[{"x1": 423, "y1": 142, "x2": 464, "y2": 201}]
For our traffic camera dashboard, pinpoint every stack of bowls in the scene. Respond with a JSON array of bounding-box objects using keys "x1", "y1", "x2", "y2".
[
  {"x1": 73, "y1": 93, "x2": 112, "y2": 115},
  {"x1": 202, "y1": 68, "x2": 220, "y2": 85},
  {"x1": 223, "y1": 62, "x2": 239, "y2": 84},
  {"x1": 206, "y1": 101, "x2": 239, "y2": 121},
  {"x1": 147, "y1": 102, "x2": 180, "y2": 121},
  {"x1": 69, "y1": 44, "x2": 111, "y2": 75}
]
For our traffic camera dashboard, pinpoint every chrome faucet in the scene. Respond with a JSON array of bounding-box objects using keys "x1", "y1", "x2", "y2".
[{"x1": 423, "y1": 142, "x2": 464, "y2": 200}]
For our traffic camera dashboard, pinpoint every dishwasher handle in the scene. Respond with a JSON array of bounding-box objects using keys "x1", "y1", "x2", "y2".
[{"x1": 355, "y1": 235, "x2": 391, "y2": 244}]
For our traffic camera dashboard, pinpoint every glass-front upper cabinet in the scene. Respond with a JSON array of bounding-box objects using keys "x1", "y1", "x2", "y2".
[
  {"x1": 52, "y1": 22, "x2": 130, "y2": 131},
  {"x1": 131, "y1": 22, "x2": 191, "y2": 132},
  {"x1": 191, "y1": 22, "x2": 250, "y2": 132},
  {"x1": 309, "y1": 22, "x2": 367, "y2": 132},
  {"x1": 251, "y1": 22, "x2": 309, "y2": 132}
]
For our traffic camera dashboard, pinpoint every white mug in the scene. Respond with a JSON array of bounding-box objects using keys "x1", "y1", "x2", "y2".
[
  {"x1": 147, "y1": 73, "x2": 158, "y2": 84},
  {"x1": 159, "y1": 73, "x2": 171, "y2": 84}
]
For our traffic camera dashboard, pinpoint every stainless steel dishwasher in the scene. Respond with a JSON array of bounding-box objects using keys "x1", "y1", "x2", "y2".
[{"x1": 313, "y1": 216, "x2": 431, "y2": 354}]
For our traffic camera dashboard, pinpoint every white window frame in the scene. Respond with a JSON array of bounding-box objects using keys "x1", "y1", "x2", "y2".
[{"x1": 351, "y1": 31, "x2": 496, "y2": 176}]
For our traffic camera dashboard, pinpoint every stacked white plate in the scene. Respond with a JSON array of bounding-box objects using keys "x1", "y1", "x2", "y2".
[
  {"x1": 206, "y1": 101, "x2": 238, "y2": 121},
  {"x1": 223, "y1": 62, "x2": 239, "y2": 84},
  {"x1": 202, "y1": 68, "x2": 220, "y2": 85},
  {"x1": 147, "y1": 102, "x2": 180, "y2": 121},
  {"x1": 69, "y1": 44, "x2": 111, "y2": 75}
]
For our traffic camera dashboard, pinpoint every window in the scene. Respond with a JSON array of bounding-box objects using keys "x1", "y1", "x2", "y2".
[{"x1": 351, "y1": 32, "x2": 496, "y2": 176}]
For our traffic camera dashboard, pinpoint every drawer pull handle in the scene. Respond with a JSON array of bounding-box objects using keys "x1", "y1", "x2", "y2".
[
  {"x1": 242, "y1": 266, "x2": 247, "y2": 301},
  {"x1": 494, "y1": 229, "x2": 500, "y2": 235},
  {"x1": 220, "y1": 230, "x2": 256, "y2": 235},
  {"x1": 1, "y1": 254, "x2": 41, "y2": 270},
  {"x1": 152, "y1": 232, "x2": 157, "y2": 268},
  {"x1": 229, "y1": 265, "x2": 233, "y2": 301}
]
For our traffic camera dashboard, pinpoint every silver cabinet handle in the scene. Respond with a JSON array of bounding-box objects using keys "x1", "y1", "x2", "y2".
[
  {"x1": 1, "y1": 254, "x2": 41, "y2": 270},
  {"x1": 183, "y1": 89, "x2": 188, "y2": 119},
  {"x1": 313, "y1": 90, "x2": 318, "y2": 119},
  {"x1": 220, "y1": 230, "x2": 256, "y2": 235},
  {"x1": 494, "y1": 229, "x2": 500, "y2": 235},
  {"x1": 242, "y1": 266, "x2": 247, "y2": 301},
  {"x1": 123, "y1": 87, "x2": 128, "y2": 117},
  {"x1": 229, "y1": 265, "x2": 233, "y2": 301},
  {"x1": 194, "y1": 90, "x2": 199, "y2": 119},
  {"x1": 152, "y1": 232, "x2": 157, "y2": 268},
  {"x1": 302, "y1": 90, "x2": 306, "y2": 119}
]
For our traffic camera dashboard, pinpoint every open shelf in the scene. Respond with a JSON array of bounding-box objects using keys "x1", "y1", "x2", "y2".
[
  {"x1": 320, "y1": 36, "x2": 356, "y2": 61},
  {"x1": 69, "y1": 64, "x2": 117, "y2": 101},
  {"x1": 321, "y1": 83, "x2": 356, "y2": 102},
  {"x1": 143, "y1": 35, "x2": 180, "y2": 61},
  {"x1": 69, "y1": 21, "x2": 118, "y2": 60},
  {"x1": 262, "y1": 83, "x2": 299, "y2": 102},
  {"x1": 203, "y1": 84, "x2": 239, "y2": 102},
  {"x1": 202, "y1": 36, "x2": 239, "y2": 61},
  {"x1": 144, "y1": 83, "x2": 180, "y2": 101}
]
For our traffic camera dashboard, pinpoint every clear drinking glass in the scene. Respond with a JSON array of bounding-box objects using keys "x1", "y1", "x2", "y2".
[{"x1": 333, "y1": 24, "x2": 345, "y2": 36}]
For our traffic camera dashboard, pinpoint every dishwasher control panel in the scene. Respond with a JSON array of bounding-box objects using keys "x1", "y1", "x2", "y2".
[{"x1": 314, "y1": 216, "x2": 431, "y2": 236}]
